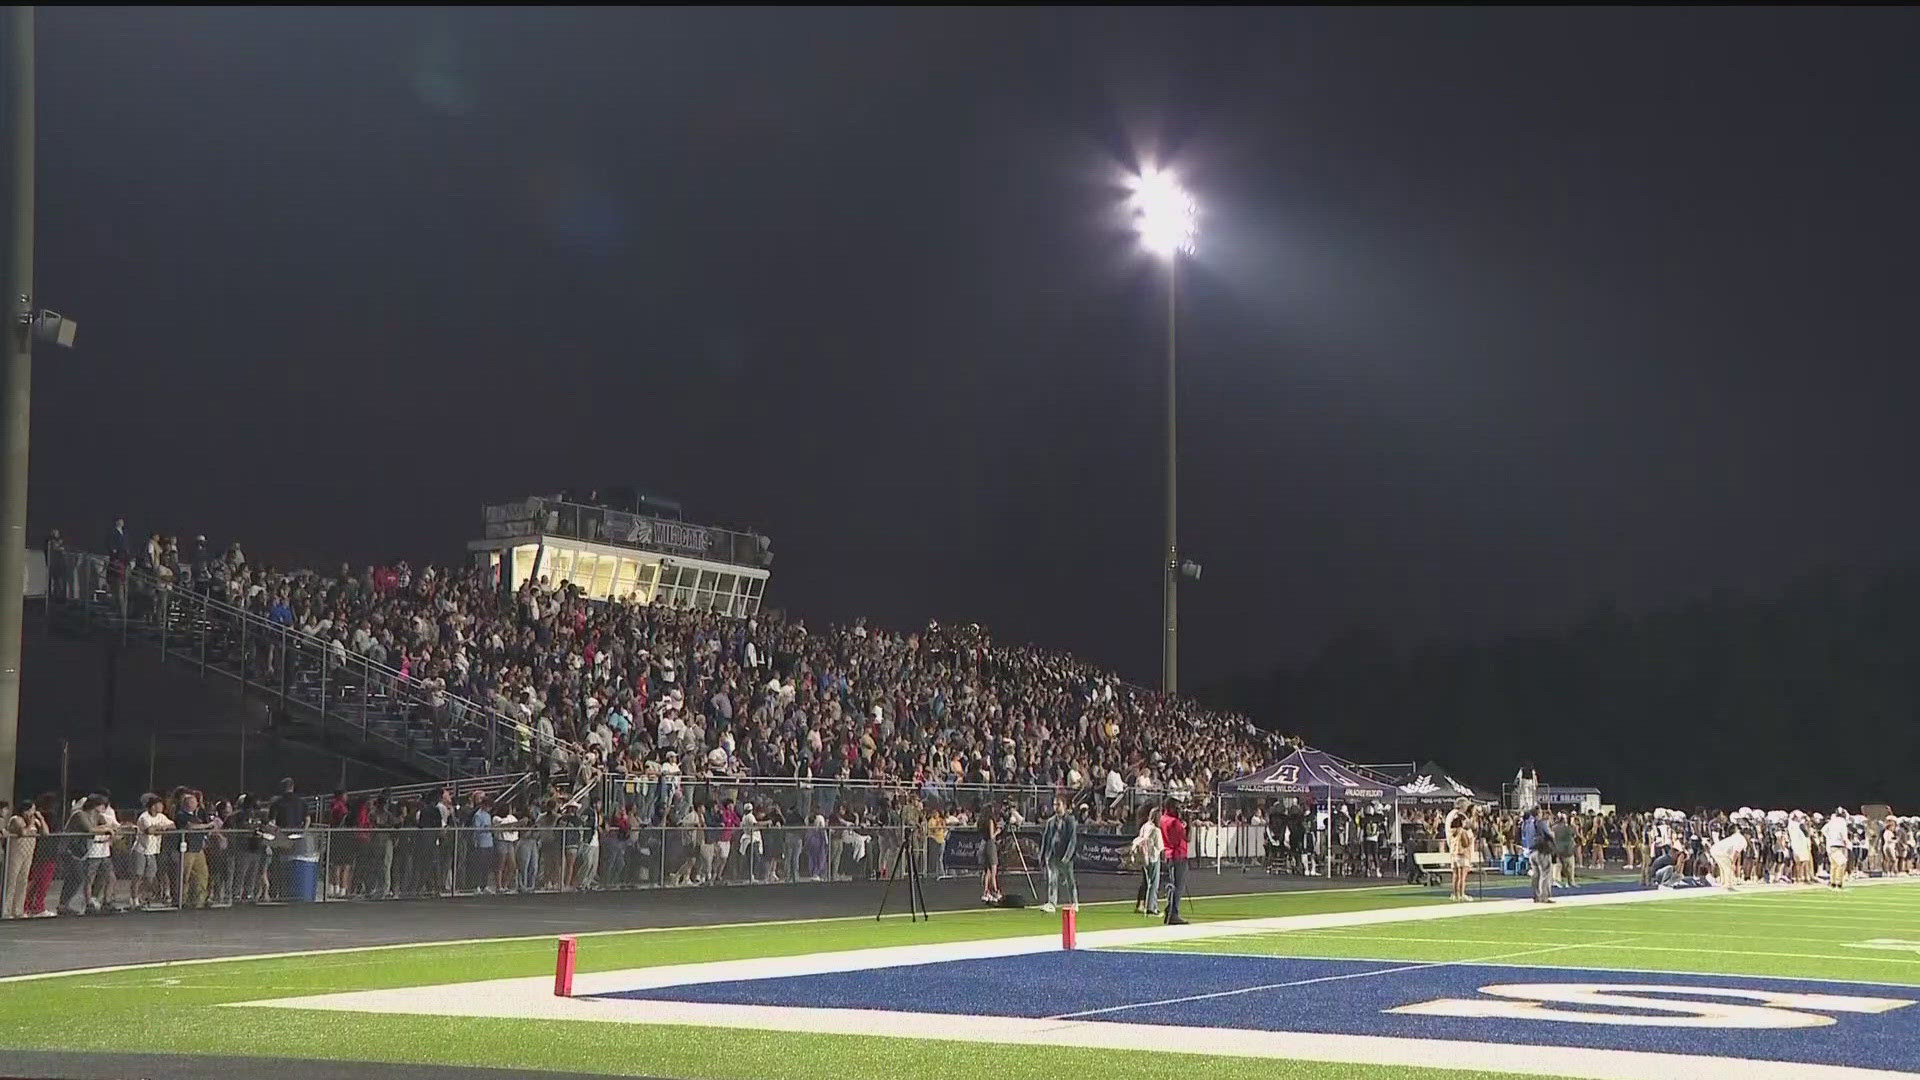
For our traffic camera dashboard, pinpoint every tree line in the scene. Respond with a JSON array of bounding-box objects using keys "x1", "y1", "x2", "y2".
[{"x1": 1204, "y1": 567, "x2": 1920, "y2": 810}]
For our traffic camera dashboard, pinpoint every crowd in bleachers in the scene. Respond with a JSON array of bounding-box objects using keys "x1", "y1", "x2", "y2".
[
  {"x1": 8, "y1": 521, "x2": 1307, "y2": 917},
  {"x1": 59, "y1": 522, "x2": 1293, "y2": 808}
]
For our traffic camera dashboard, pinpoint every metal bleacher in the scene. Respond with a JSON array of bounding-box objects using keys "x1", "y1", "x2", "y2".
[{"x1": 49, "y1": 554, "x2": 535, "y2": 782}]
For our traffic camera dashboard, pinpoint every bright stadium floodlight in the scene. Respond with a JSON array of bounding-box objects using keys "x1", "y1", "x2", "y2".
[
  {"x1": 1129, "y1": 167, "x2": 1197, "y2": 259},
  {"x1": 1126, "y1": 164, "x2": 1198, "y2": 696}
]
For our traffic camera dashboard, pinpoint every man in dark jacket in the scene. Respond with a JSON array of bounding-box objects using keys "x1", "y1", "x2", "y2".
[
  {"x1": 1039, "y1": 794, "x2": 1079, "y2": 913},
  {"x1": 1530, "y1": 816, "x2": 1557, "y2": 903},
  {"x1": 1552, "y1": 812, "x2": 1577, "y2": 888}
]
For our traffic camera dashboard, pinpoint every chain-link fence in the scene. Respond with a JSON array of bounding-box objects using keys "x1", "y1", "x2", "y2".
[{"x1": 0, "y1": 822, "x2": 920, "y2": 917}]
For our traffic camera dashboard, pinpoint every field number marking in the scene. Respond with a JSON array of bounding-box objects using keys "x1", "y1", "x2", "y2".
[{"x1": 1388, "y1": 982, "x2": 1914, "y2": 1028}]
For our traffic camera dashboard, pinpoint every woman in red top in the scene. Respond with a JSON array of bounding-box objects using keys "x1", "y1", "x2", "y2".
[{"x1": 1159, "y1": 799, "x2": 1190, "y2": 925}]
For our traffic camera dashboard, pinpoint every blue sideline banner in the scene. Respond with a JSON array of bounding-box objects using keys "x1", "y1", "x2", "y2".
[{"x1": 941, "y1": 827, "x2": 1135, "y2": 873}]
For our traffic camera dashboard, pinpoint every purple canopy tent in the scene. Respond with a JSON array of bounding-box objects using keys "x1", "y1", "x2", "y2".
[{"x1": 1219, "y1": 747, "x2": 1398, "y2": 877}]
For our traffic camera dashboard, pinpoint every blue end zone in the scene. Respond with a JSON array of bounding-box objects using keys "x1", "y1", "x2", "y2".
[{"x1": 600, "y1": 950, "x2": 1920, "y2": 1072}]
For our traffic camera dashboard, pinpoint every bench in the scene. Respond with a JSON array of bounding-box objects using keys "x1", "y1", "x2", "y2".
[
  {"x1": 1412, "y1": 850, "x2": 1497, "y2": 892},
  {"x1": 1412, "y1": 851, "x2": 1451, "y2": 886}
]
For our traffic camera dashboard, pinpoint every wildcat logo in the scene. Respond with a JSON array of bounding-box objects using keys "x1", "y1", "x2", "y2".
[{"x1": 1388, "y1": 983, "x2": 1914, "y2": 1029}]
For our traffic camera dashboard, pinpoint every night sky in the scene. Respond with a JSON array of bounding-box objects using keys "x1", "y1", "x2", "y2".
[{"x1": 28, "y1": 8, "x2": 1920, "y2": 692}]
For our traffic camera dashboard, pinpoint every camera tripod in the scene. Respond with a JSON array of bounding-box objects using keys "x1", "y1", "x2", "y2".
[{"x1": 876, "y1": 824, "x2": 931, "y2": 922}]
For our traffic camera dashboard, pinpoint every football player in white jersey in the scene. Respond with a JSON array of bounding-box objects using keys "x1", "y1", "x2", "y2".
[
  {"x1": 1823, "y1": 807, "x2": 1852, "y2": 889},
  {"x1": 1709, "y1": 826, "x2": 1747, "y2": 891},
  {"x1": 1789, "y1": 811, "x2": 1814, "y2": 884}
]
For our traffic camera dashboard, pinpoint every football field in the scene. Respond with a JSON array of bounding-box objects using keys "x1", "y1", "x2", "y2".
[{"x1": 4, "y1": 876, "x2": 1919, "y2": 1079}]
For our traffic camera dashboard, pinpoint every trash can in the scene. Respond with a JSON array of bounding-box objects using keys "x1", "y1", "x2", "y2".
[{"x1": 287, "y1": 856, "x2": 321, "y2": 902}]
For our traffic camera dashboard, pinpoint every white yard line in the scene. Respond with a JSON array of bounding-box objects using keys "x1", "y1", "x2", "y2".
[
  {"x1": 1694, "y1": 909, "x2": 1920, "y2": 926},
  {"x1": 1108, "y1": 946, "x2": 1920, "y2": 990},
  {"x1": 1050, "y1": 938, "x2": 1634, "y2": 1020},
  {"x1": 1160, "y1": 931, "x2": 1920, "y2": 968},
  {"x1": 1515, "y1": 919, "x2": 1920, "y2": 940}
]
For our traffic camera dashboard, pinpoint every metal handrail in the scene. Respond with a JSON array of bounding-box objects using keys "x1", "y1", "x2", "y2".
[
  {"x1": 327, "y1": 771, "x2": 534, "y2": 810},
  {"x1": 132, "y1": 561, "x2": 511, "y2": 734},
  {"x1": 603, "y1": 772, "x2": 1210, "y2": 800},
  {"x1": 63, "y1": 551, "x2": 587, "y2": 779}
]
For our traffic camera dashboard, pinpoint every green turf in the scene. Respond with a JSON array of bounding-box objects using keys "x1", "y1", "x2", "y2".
[
  {"x1": 1129, "y1": 884, "x2": 1920, "y2": 986},
  {"x1": 2, "y1": 879, "x2": 1916, "y2": 1079}
]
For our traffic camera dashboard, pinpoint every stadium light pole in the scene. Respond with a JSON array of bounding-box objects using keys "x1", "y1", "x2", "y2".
[
  {"x1": 0, "y1": 6, "x2": 32, "y2": 809},
  {"x1": 1129, "y1": 167, "x2": 1196, "y2": 696}
]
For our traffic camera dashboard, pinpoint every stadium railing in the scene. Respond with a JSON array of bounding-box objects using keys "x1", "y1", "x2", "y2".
[
  {"x1": 49, "y1": 552, "x2": 566, "y2": 780},
  {"x1": 599, "y1": 773, "x2": 1228, "y2": 832},
  {"x1": 0, "y1": 812, "x2": 1312, "y2": 920},
  {"x1": 0, "y1": 824, "x2": 917, "y2": 916}
]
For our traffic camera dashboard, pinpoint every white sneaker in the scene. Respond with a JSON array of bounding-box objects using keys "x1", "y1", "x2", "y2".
[{"x1": 1040, "y1": 903, "x2": 1057, "y2": 913}]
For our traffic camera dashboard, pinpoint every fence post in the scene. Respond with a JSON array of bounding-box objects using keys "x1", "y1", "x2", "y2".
[
  {"x1": 197, "y1": 592, "x2": 208, "y2": 676},
  {"x1": 358, "y1": 658, "x2": 369, "y2": 734},
  {"x1": 176, "y1": 829, "x2": 187, "y2": 910},
  {"x1": 276, "y1": 625, "x2": 291, "y2": 715}
]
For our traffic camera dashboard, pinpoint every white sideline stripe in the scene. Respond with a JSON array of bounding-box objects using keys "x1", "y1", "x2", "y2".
[
  {"x1": 1049, "y1": 939, "x2": 1631, "y2": 1020},
  {"x1": 1110, "y1": 947, "x2": 1920, "y2": 990},
  {"x1": 0, "y1": 881, "x2": 1407, "y2": 986},
  {"x1": 1167, "y1": 932, "x2": 1920, "y2": 967},
  {"x1": 219, "y1": 995, "x2": 1915, "y2": 1080}
]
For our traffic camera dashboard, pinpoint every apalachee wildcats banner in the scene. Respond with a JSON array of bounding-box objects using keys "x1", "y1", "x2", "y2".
[{"x1": 941, "y1": 828, "x2": 1136, "y2": 873}]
